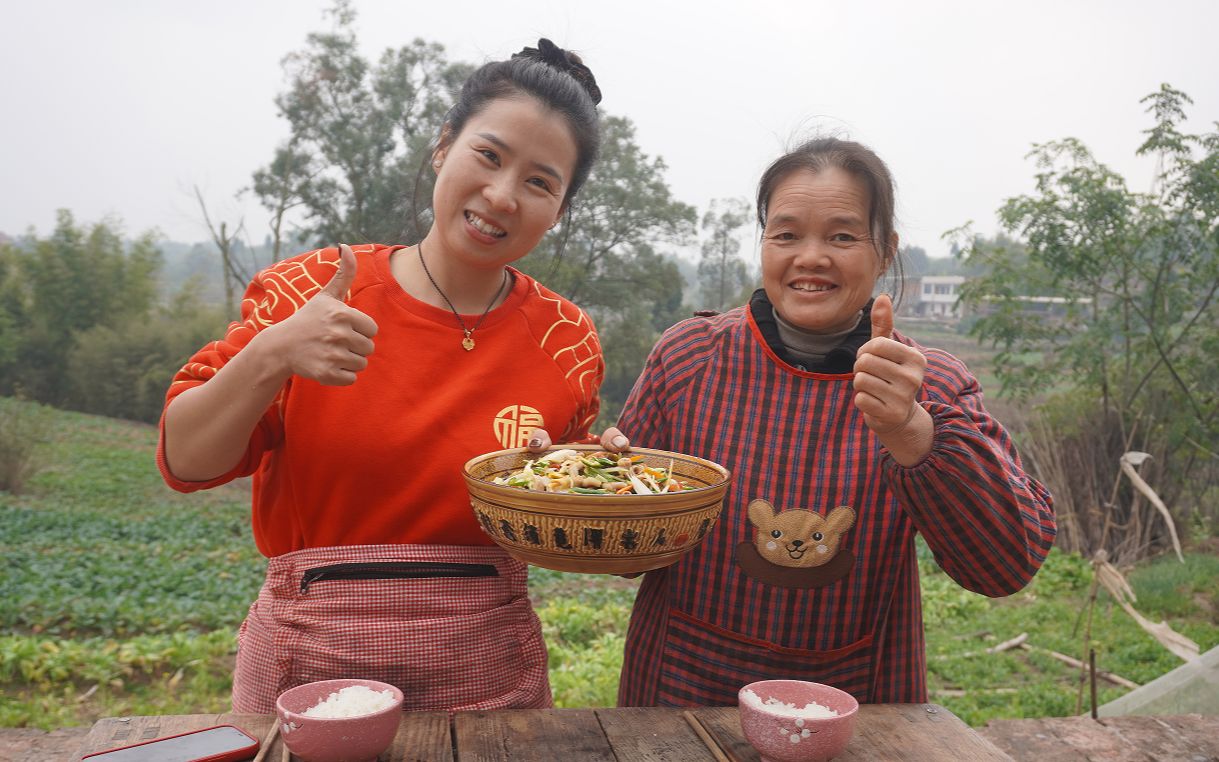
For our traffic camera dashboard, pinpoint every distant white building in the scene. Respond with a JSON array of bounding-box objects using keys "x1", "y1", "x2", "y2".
[{"x1": 896, "y1": 275, "x2": 966, "y2": 319}]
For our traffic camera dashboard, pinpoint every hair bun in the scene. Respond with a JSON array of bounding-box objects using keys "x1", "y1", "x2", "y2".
[{"x1": 514, "y1": 38, "x2": 602, "y2": 106}]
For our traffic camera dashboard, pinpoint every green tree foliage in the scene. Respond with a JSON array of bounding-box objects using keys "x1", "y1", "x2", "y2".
[
  {"x1": 696, "y1": 198, "x2": 754, "y2": 312},
  {"x1": 0, "y1": 246, "x2": 23, "y2": 383},
  {"x1": 900, "y1": 244, "x2": 930, "y2": 276},
  {"x1": 0, "y1": 214, "x2": 228, "y2": 423},
  {"x1": 954, "y1": 85, "x2": 1218, "y2": 541},
  {"x1": 256, "y1": 0, "x2": 471, "y2": 245},
  {"x1": 64, "y1": 292, "x2": 228, "y2": 424},
  {"x1": 248, "y1": 140, "x2": 314, "y2": 262},
  {"x1": 2, "y1": 211, "x2": 160, "y2": 404}
]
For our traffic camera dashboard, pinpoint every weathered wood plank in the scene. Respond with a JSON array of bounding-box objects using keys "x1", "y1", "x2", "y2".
[
  {"x1": 980, "y1": 718, "x2": 1092, "y2": 761},
  {"x1": 842, "y1": 704, "x2": 1013, "y2": 761},
  {"x1": 595, "y1": 708, "x2": 712, "y2": 761},
  {"x1": 692, "y1": 707, "x2": 757, "y2": 761},
  {"x1": 1149, "y1": 714, "x2": 1219, "y2": 756},
  {"x1": 980, "y1": 715, "x2": 1219, "y2": 762},
  {"x1": 1098, "y1": 715, "x2": 1219, "y2": 761},
  {"x1": 452, "y1": 709, "x2": 613, "y2": 762},
  {"x1": 385, "y1": 712, "x2": 453, "y2": 762},
  {"x1": 1037, "y1": 717, "x2": 1154, "y2": 761},
  {"x1": 0, "y1": 726, "x2": 89, "y2": 762}
]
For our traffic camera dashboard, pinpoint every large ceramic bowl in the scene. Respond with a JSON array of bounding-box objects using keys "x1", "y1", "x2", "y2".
[
  {"x1": 738, "y1": 680, "x2": 859, "y2": 762},
  {"x1": 463, "y1": 445, "x2": 730, "y2": 574},
  {"x1": 276, "y1": 678, "x2": 403, "y2": 762}
]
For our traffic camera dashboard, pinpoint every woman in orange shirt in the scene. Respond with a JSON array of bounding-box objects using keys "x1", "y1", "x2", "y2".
[{"x1": 158, "y1": 39, "x2": 605, "y2": 713}]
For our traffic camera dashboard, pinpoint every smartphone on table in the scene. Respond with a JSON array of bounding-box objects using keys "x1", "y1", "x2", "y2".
[{"x1": 80, "y1": 724, "x2": 260, "y2": 762}]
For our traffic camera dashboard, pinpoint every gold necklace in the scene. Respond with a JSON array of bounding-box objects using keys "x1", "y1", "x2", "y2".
[{"x1": 418, "y1": 243, "x2": 510, "y2": 351}]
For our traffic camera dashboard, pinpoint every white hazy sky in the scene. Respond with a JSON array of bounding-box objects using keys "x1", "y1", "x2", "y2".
[{"x1": 3, "y1": 0, "x2": 1217, "y2": 259}]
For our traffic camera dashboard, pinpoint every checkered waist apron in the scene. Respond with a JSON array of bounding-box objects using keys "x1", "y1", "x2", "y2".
[{"x1": 231, "y1": 543, "x2": 552, "y2": 713}]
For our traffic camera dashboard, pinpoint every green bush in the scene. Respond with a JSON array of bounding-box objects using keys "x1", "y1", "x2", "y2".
[
  {"x1": 0, "y1": 397, "x2": 53, "y2": 494},
  {"x1": 65, "y1": 302, "x2": 228, "y2": 424}
]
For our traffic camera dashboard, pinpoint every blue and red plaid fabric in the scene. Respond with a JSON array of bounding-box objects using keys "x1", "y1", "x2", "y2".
[{"x1": 616, "y1": 300, "x2": 1055, "y2": 706}]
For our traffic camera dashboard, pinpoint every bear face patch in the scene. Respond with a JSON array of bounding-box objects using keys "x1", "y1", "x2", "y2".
[{"x1": 735, "y1": 499, "x2": 856, "y2": 588}]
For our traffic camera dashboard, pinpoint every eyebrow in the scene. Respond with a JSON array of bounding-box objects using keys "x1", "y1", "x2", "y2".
[
  {"x1": 476, "y1": 132, "x2": 565, "y2": 185},
  {"x1": 768, "y1": 212, "x2": 866, "y2": 227}
]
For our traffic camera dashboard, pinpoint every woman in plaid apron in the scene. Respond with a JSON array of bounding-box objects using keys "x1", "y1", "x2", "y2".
[
  {"x1": 607, "y1": 138, "x2": 1056, "y2": 706},
  {"x1": 157, "y1": 39, "x2": 606, "y2": 712}
]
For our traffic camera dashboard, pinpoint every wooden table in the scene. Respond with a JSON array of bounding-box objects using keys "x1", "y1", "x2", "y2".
[
  {"x1": 73, "y1": 704, "x2": 1012, "y2": 761},
  {"x1": 982, "y1": 714, "x2": 1219, "y2": 761}
]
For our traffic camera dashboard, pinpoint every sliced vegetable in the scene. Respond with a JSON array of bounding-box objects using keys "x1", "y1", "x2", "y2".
[{"x1": 492, "y1": 450, "x2": 692, "y2": 494}]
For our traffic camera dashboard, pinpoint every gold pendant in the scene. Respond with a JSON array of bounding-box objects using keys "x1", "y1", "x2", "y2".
[{"x1": 462, "y1": 335, "x2": 475, "y2": 351}]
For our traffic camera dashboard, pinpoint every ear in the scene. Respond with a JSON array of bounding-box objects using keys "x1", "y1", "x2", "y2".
[
  {"x1": 747, "y1": 499, "x2": 776, "y2": 528},
  {"x1": 824, "y1": 506, "x2": 856, "y2": 535},
  {"x1": 880, "y1": 232, "x2": 899, "y2": 275},
  {"x1": 432, "y1": 125, "x2": 454, "y2": 172},
  {"x1": 551, "y1": 201, "x2": 569, "y2": 229},
  {"x1": 431, "y1": 147, "x2": 448, "y2": 174}
]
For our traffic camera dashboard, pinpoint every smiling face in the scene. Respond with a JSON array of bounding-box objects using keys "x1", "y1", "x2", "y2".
[
  {"x1": 760, "y1": 167, "x2": 888, "y2": 333},
  {"x1": 429, "y1": 95, "x2": 578, "y2": 271}
]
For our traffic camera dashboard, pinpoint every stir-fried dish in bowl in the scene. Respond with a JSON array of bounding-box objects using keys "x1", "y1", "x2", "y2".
[
  {"x1": 492, "y1": 448, "x2": 696, "y2": 495},
  {"x1": 464, "y1": 445, "x2": 730, "y2": 574}
]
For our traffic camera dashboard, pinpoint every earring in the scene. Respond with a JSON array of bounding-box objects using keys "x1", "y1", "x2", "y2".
[{"x1": 433, "y1": 160, "x2": 442, "y2": 168}]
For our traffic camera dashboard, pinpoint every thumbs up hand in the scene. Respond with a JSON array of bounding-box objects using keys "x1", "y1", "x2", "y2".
[
  {"x1": 852, "y1": 295, "x2": 932, "y2": 464},
  {"x1": 869, "y1": 292, "x2": 895, "y2": 340},
  {"x1": 262, "y1": 244, "x2": 379, "y2": 386}
]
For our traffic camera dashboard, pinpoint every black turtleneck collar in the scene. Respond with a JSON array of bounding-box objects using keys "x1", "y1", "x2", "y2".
[{"x1": 748, "y1": 289, "x2": 874, "y2": 373}]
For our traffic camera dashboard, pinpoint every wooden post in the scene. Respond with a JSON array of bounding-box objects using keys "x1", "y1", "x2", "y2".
[{"x1": 1089, "y1": 648, "x2": 1099, "y2": 719}]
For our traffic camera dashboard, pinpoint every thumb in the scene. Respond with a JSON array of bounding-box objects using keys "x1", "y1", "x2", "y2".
[
  {"x1": 319, "y1": 244, "x2": 357, "y2": 299},
  {"x1": 870, "y1": 293, "x2": 894, "y2": 339}
]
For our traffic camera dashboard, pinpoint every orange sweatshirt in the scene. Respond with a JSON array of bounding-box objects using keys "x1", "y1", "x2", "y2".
[{"x1": 157, "y1": 244, "x2": 603, "y2": 557}]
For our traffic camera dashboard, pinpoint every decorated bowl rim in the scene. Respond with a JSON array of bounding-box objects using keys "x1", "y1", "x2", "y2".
[
  {"x1": 463, "y1": 444, "x2": 731, "y2": 501},
  {"x1": 738, "y1": 679, "x2": 861, "y2": 720}
]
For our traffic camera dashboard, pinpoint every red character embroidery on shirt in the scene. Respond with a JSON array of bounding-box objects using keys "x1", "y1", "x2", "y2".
[{"x1": 735, "y1": 499, "x2": 856, "y2": 588}]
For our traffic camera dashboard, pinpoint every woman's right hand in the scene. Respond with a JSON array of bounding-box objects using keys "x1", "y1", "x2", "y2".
[
  {"x1": 162, "y1": 244, "x2": 377, "y2": 482},
  {"x1": 259, "y1": 244, "x2": 379, "y2": 385}
]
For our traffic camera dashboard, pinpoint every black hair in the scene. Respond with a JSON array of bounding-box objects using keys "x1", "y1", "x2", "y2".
[
  {"x1": 439, "y1": 38, "x2": 602, "y2": 206},
  {"x1": 756, "y1": 137, "x2": 905, "y2": 296}
]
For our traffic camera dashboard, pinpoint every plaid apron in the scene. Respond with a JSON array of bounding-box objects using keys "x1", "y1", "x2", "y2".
[{"x1": 231, "y1": 543, "x2": 551, "y2": 713}]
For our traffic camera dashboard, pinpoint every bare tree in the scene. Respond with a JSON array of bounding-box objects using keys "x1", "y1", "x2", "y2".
[{"x1": 194, "y1": 185, "x2": 247, "y2": 318}]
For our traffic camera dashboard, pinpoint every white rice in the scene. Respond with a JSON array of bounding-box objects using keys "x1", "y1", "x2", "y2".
[
  {"x1": 741, "y1": 688, "x2": 839, "y2": 719},
  {"x1": 302, "y1": 685, "x2": 396, "y2": 718}
]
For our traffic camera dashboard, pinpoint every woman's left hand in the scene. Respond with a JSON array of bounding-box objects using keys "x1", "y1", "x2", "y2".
[
  {"x1": 526, "y1": 429, "x2": 553, "y2": 453},
  {"x1": 852, "y1": 295, "x2": 933, "y2": 465}
]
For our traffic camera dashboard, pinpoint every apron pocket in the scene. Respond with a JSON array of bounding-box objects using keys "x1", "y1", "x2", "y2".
[
  {"x1": 657, "y1": 608, "x2": 874, "y2": 706},
  {"x1": 283, "y1": 565, "x2": 545, "y2": 711}
]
